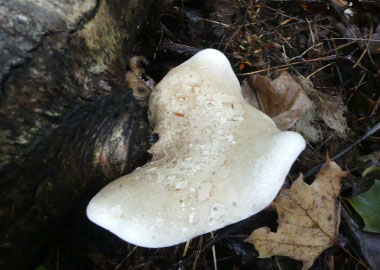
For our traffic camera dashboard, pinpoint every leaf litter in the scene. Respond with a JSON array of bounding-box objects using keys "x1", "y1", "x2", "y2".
[
  {"x1": 241, "y1": 72, "x2": 312, "y2": 131},
  {"x1": 246, "y1": 159, "x2": 347, "y2": 270},
  {"x1": 242, "y1": 72, "x2": 349, "y2": 142},
  {"x1": 55, "y1": 1, "x2": 380, "y2": 269}
]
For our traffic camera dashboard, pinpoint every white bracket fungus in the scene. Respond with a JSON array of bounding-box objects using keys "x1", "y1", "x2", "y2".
[{"x1": 87, "y1": 49, "x2": 306, "y2": 248}]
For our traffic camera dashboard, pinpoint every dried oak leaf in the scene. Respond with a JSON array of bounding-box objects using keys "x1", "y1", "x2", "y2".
[
  {"x1": 241, "y1": 72, "x2": 312, "y2": 130},
  {"x1": 246, "y1": 159, "x2": 347, "y2": 270}
]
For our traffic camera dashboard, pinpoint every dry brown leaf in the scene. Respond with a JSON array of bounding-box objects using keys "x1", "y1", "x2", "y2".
[
  {"x1": 125, "y1": 56, "x2": 155, "y2": 101},
  {"x1": 242, "y1": 72, "x2": 348, "y2": 141},
  {"x1": 296, "y1": 79, "x2": 348, "y2": 142},
  {"x1": 246, "y1": 159, "x2": 347, "y2": 270},
  {"x1": 241, "y1": 72, "x2": 312, "y2": 130},
  {"x1": 332, "y1": 0, "x2": 348, "y2": 8}
]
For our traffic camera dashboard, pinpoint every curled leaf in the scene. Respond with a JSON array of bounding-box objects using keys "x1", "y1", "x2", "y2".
[
  {"x1": 242, "y1": 72, "x2": 349, "y2": 141},
  {"x1": 241, "y1": 72, "x2": 312, "y2": 130},
  {"x1": 125, "y1": 56, "x2": 155, "y2": 101},
  {"x1": 295, "y1": 79, "x2": 348, "y2": 142}
]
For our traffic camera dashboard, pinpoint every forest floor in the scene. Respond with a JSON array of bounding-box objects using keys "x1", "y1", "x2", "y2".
[{"x1": 36, "y1": 1, "x2": 380, "y2": 270}]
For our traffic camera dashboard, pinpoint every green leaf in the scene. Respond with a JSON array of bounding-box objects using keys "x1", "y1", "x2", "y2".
[
  {"x1": 347, "y1": 180, "x2": 380, "y2": 233},
  {"x1": 34, "y1": 266, "x2": 46, "y2": 270},
  {"x1": 362, "y1": 166, "x2": 380, "y2": 178}
]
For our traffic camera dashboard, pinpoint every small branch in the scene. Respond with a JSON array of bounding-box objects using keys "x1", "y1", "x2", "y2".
[
  {"x1": 304, "y1": 122, "x2": 380, "y2": 179},
  {"x1": 238, "y1": 55, "x2": 338, "y2": 76}
]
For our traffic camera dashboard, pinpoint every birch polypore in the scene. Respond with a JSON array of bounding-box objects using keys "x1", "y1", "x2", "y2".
[{"x1": 87, "y1": 49, "x2": 306, "y2": 248}]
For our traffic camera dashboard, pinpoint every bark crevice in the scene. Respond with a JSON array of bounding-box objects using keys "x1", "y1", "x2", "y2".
[{"x1": 0, "y1": 0, "x2": 153, "y2": 268}]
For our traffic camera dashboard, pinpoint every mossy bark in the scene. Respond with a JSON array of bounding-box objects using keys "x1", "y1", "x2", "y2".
[
  {"x1": 0, "y1": 0, "x2": 152, "y2": 268},
  {"x1": 0, "y1": 0, "x2": 151, "y2": 172}
]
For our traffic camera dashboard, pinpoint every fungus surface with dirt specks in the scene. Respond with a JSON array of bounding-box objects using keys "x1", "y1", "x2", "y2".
[{"x1": 87, "y1": 49, "x2": 306, "y2": 248}]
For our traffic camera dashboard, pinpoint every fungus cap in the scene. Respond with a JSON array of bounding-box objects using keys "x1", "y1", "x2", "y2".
[{"x1": 87, "y1": 49, "x2": 306, "y2": 248}]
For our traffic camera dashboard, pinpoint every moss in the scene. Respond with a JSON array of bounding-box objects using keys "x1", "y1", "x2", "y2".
[{"x1": 78, "y1": 0, "x2": 127, "y2": 75}]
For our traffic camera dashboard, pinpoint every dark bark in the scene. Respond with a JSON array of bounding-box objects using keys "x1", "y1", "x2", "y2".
[
  {"x1": 341, "y1": 207, "x2": 380, "y2": 270},
  {"x1": 1, "y1": 89, "x2": 152, "y2": 268},
  {"x1": 0, "y1": 0, "x2": 153, "y2": 268},
  {"x1": 0, "y1": 0, "x2": 151, "y2": 173}
]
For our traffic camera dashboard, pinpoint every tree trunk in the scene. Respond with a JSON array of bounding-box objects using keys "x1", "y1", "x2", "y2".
[{"x1": 0, "y1": 0, "x2": 153, "y2": 268}]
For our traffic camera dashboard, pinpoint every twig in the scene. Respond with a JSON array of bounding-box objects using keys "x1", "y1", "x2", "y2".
[
  {"x1": 168, "y1": 220, "x2": 249, "y2": 270},
  {"x1": 154, "y1": 29, "x2": 164, "y2": 61},
  {"x1": 238, "y1": 55, "x2": 337, "y2": 76},
  {"x1": 326, "y1": 40, "x2": 358, "y2": 55},
  {"x1": 305, "y1": 63, "x2": 333, "y2": 80},
  {"x1": 115, "y1": 246, "x2": 138, "y2": 270},
  {"x1": 197, "y1": 18, "x2": 231, "y2": 28},
  {"x1": 287, "y1": 43, "x2": 323, "y2": 62},
  {"x1": 326, "y1": 39, "x2": 344, "y2": 86},
  {"x1": 183, "y1": 240, "x2": 191, "y2": 257},
  {"x1": 324, "y1": 37, "x2": 380, "y2": 42},
  {"x1": 370, "y1": 97, "x2": 380, "y2": 117},
  {"x1": 192, "y1": 236, "x2": 203, "y2": 270},
  {"x1": 366, "y1": 19, "x2": 376, "y2": 65},
  {"x1": 353, "y1": 48, "x2": 367, "y2": 68},
  {"x1": 343, "y1": 55, "x2": 374, "y2": 76},
  {"x1": 223, "y1": 27, "x2": 242, "y2": 53},
  {"x1": 275, "y1": 256, "x2": 283, "y2": 270},
  {"x1": 211, "y1": 232, "x2": 217, "y2": 270},
  {"x1": 265, "y1": 6, "x2": 339, "y2": 35},
  {"x1": 275, "y1": 30, "x2": 293, "y2": 49},
  {"x1": 307, "y1": 19, "x2": 316, "y2": 46},
  {"x1": 304, "y1": 121, "x2": 380, "y2": 179}
]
